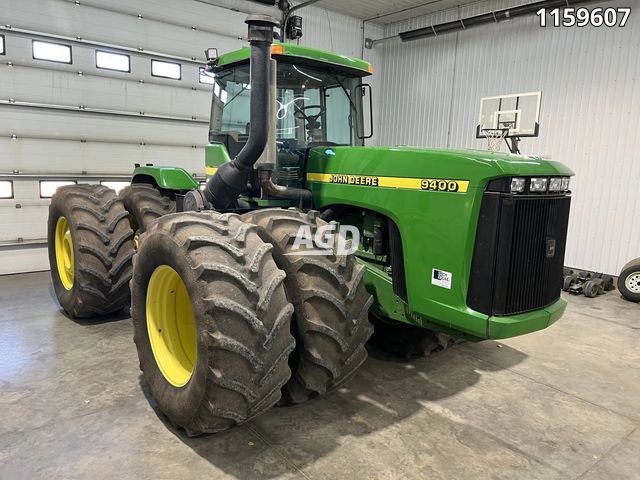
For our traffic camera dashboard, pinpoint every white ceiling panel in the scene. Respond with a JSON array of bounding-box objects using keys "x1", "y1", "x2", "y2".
[{"x1": 299, "y1": 0, "x2": 472, "y2": 24}]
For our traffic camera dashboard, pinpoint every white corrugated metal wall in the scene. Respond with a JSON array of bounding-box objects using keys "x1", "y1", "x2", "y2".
[
  {"x1": 375, "y1": 0, "x2": 640, "y2": 275},
  {"x1": 0, "y1": 0, "x2": 379, "y2": 274}
]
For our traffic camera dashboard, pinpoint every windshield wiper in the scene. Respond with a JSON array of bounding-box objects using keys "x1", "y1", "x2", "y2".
[{"x1": 330, "y1": 72, "x2": 359, "y2": 119}]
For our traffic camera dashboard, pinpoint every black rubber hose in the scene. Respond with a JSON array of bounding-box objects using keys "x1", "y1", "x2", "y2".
[
  {"x1": 204, "y1": 16, "x2": 276, "y2": 209},
  {"x1": 235, "y1": 44, "x2": 270, "y2": 170},
  {"x1": 258, "y1": 170, "x2": 313, "y2": 209}
]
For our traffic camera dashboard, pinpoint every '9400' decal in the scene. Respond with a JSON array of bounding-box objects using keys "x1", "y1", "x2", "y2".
[{"x1": 420, "y1": 179, "x2": 468, "y2": 192}]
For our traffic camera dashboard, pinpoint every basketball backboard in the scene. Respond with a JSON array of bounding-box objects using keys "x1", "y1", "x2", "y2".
[{"x1": 476, "y1": 91, "x2": 541, "y2": 138}]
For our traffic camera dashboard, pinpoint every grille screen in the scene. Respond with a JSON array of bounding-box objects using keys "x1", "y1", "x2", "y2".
[{"x1": 468, "y1": 193, "x2": 571, "y2": 316}]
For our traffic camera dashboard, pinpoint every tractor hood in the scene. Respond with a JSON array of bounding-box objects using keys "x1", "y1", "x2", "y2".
[
  {"x1": 306, "y1": 146, "x2": 574, "y2": 190},
  {"x1": 304, "y1": 146, "x2": 574, "y2": 340}
]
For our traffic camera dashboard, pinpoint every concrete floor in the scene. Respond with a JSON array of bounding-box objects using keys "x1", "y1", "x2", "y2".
[{"x1": 0, "y1": 272, "x2": 639, "y2": 480}]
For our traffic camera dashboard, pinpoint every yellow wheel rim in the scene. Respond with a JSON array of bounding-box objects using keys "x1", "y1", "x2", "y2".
[
  {"x1": 146, "y1": 265, "x2": 197, "y2": 387},
  {"x1": 55, "y1": 216, "x2": 74, "y2": 290}
]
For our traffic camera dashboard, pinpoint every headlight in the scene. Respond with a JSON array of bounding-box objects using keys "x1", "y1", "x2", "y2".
[
  {"x1": 548, "y1": 177, "x2": 563, "y2": 192},
  {"x1": 561, "y1": 177, "x2": 570, "y2": 191},
  {"x1": 530, "y1": 177, "x2": 548, "y2": 193},
  {"x1": 511, "y1": 177, "x2": 526, "y2": 193}
]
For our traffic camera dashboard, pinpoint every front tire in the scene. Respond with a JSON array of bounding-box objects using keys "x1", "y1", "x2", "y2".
[
  {"x1": 131, "y1": 211, "x2": 295, "y2": 435},
  {"x1": 242, "y1": 208, "x2": 374, "y2": 404},
  {"x1": 47, "y1": 184, "x2": 134, "y2": 318}
]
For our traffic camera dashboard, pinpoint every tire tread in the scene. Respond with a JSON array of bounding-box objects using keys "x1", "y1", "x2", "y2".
[
  {"x1": 241, "y1": 208, "x2": 374, "y2": 404},
  {"x1": 47, "y1": 184, "x2": 134, "y2": 317},
  {"x1": 120, "y1": 183, "x2": 175, "y2": 233},
  {"x1": 131, "y1": 211, "x2": 295, "y2": 435}
]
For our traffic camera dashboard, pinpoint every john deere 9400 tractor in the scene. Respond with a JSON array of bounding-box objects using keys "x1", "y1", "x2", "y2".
[{"x1": 47, "y1": 15, "x2": 573, "y2": 435}]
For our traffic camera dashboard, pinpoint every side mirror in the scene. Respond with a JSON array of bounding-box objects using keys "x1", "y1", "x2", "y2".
[{"x1": 355, "y1": 84, "x2": 373, "y2": 140}]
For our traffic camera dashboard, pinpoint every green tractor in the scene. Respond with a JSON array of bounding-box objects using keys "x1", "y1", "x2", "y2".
[{"x1": 47, "y1": 15, "x2": 574, "y2": 435}]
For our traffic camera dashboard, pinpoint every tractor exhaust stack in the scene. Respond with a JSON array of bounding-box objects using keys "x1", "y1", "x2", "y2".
[
  {"x1": 255, "y1": 58, "x2": 313, "y2": 208},
  {"x1": 203, "y1": 14, "x2": 278, "y2": 209}
]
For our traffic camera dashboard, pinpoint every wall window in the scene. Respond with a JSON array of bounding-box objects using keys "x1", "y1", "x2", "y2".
[
  {"x1": 0, "y1": 35, "x2": 5, "y2": 55},
  {"x1": 199, "y1": 67, "x2": 214, "y2": 85},
  {"x1": 39, "y1": 180, "x2": 76, "y2": 198},
  {"x1": 100, "y1": 181, "x2": 129, "y2": 194},
  {"x1": 96, "y1": 50, "x2": 130, "y2": 72},
  {"x1": 0, "y1": 180, "x2": 13, "y2": 199},
  {"x1": 32, "y1": 40, "x2": 72, "y2": 64},
  {"x1": 151, "y1": 59, "x2": 181, "y2": 80}
]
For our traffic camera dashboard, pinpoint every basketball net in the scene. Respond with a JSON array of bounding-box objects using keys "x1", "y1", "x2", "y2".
[{"x1": 483, "y1": 129, "x2": 508, "y2": 152}]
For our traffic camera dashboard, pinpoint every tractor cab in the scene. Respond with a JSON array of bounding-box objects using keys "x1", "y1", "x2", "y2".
[{"x1": 206, "y1": 44, "x2": 373, "y2": 191}]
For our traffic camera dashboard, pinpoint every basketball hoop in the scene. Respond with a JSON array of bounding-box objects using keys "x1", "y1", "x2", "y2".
[
  {"x1": 476, "y1": 91, "x2": 541, "y2": 155},
  {"x1": 482, "y1": 128, "x2": 509, "y2": 152}
]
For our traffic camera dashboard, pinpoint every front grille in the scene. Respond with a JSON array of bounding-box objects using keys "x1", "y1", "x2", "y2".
[{"x1": 468, "y1": 193, "x2": 571, "y2": 316}]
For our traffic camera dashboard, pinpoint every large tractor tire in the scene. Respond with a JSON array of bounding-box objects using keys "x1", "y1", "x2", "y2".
[
  {"x1": 120, "y1": 183, "x2": 175, "y2": 234},
  {"x1": 617, "y1": 257, "x2": 640, "y2": 302},
  {"x1": 242, "y1": 208, "x2": 374, "y2": 404},
  {"x1": 47, "y1": 184, "x2": 135, "y2": 318},
  {"x1": 131, "y1": 211, "x2": 296, "y2": 435}
]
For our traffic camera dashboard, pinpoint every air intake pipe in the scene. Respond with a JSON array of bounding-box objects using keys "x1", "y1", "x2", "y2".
[{"x1": 203, "y1": 14, "x2": 277, "y2": 209}]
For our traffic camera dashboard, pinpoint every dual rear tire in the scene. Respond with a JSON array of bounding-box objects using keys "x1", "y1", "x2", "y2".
[{"x1": 47, "y1": 183, "x2": 176, "y2": 317}]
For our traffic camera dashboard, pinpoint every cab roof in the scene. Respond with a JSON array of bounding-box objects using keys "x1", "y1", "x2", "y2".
[{"x1": 214, "y1": 43, "x2": 373, "y2": 77}]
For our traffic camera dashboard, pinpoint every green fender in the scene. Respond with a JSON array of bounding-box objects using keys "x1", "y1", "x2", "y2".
[{"x1": 131, "y1": 166, "x2": 199, "y2": 190}]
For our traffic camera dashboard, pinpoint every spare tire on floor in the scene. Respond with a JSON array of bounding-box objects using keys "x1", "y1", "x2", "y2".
[
  {"x1": 242, "y1": 208, "x2": 374, "y2": 404},
  {"x1": 130, "y1": 211, "x2": 296, "y2": 435},
  {"x1": 618, "y1": 257, "x2": 640, "y2": 302},
  {"x1": 47, "y1": 184, "x2": 135, "y2": 318}
]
